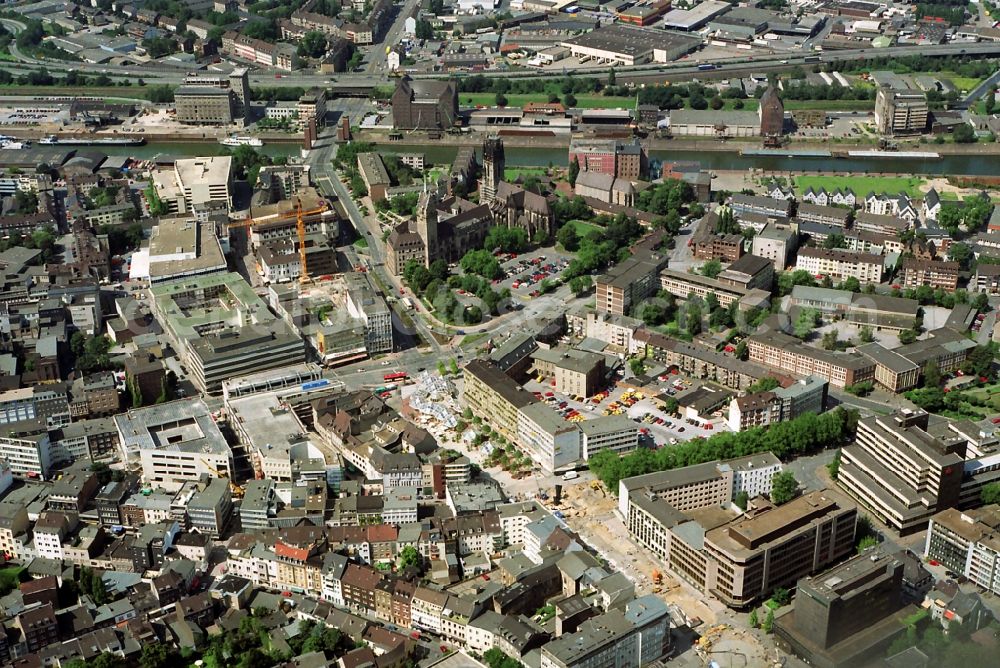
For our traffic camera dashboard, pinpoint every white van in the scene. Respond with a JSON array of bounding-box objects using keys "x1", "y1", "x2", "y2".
[{"x1": 562, "y1": 471, "x2": 579, "y2": 481}]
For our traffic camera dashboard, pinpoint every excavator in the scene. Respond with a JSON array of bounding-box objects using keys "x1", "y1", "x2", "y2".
[
  {"x1": 200, "y1": 458, "x2": 246, "y2": 499},
  {"x1": 229, "y1": 197, "x2": 330, "y2": 283}
]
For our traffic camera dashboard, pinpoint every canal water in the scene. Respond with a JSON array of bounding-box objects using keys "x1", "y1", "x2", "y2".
[
  {"x1": 90, "y1": 141, "x2": 1000, "y2": 177},
  {"x1": 378, "y1": 144, "x2": 1000, "y2": 177}
]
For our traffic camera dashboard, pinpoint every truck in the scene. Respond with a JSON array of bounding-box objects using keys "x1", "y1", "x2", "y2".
[{"x1": 401, "y1": 297, "x2": 415, "y2": 310}]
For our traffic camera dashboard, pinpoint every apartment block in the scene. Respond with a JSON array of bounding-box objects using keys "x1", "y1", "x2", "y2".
[
  {"x1": 925, "y1": 505, "x2": 1000, "y2": 595},
  {"x1": 901, "y1": 258, "x2": 959, "y2": 291},
  {"x1": 795, "y1": 247, "x2": 883, "y2": 283},
  {"x1": 837, "y1": 410, "x2": 965, "y2": 535},
  {"x1": 795, "y1": 202, "x2": 851, "y2": 228},
  {"x1": 463, "y1": 360, "x2": 539, "y2": 440},
  {"x1": 595, "y1": 255, "x2": 665, "y2": 316},
  {"x1": 973, "y1": 264, "x2": 1000, "y2": 294},
  {"x1": 747, "y1": 331, "x2": 874, "y2": 389},
  {"x1": 658, "y1": 268, "x2": 760, "y2": 309},
  {"x1": 636, "y1": 330, "x2": 773, "y2": 392}
]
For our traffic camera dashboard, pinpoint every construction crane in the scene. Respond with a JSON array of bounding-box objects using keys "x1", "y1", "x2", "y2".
[
  {"x1": 228, "y1": 197, "x2": 329, "y2": 283},
  {"x1": 200, "y1": 458, "x2": 246, "y2": 499}
]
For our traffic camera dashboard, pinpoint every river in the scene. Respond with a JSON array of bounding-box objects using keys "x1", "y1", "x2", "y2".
[{"x1": 99, "y1": 141, "x2": 302, "y2": 160}]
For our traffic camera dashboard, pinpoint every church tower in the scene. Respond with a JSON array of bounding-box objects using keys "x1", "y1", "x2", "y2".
[
  {"x1": 480, "y1": 135, "x2": 505, "y2": 203},
  {"x1": 416, "y1": 182, "x2": 438, "y2": 267}
]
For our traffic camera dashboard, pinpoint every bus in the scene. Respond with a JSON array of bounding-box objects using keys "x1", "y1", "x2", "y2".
[
  {"x1": 401, "y1": 297, "x2": 415, "y2": 311},
  {"x1": 384, "y1": 372, "x2": 408, "y2": 382}
]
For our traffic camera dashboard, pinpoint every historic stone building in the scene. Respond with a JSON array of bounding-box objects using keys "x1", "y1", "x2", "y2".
[
  {"x1": 391, "y1": 75, "x2": 459, "y2": 131},
  {"x1": 758, "y1": 84, "x2": 785, "y2": 136}
]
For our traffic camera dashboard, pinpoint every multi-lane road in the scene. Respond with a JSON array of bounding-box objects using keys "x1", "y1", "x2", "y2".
[{"x1": 1, "y1": 27, "x2": 999, "y2": 93}]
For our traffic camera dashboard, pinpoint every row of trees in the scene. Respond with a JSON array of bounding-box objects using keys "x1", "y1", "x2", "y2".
[{"x1": 588, "y1": 408, "x2": 857, "y2": 491}]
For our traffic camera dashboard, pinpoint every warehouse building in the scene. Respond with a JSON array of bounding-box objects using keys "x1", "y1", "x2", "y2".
[{"x1": 560, "y1": 24, "x2": 699, "y2": 66}]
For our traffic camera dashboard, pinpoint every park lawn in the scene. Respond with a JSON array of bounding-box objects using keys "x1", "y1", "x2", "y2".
[
  {"x1": 566, "y1": 219, "x2": 602, "y2": 237},
  {"x1": 784, "y1": 99, "x2": 875, "y2": 111},
  {"x1": 939, "y1": 74, "x2": 981, "y2": 92},
  {"x1": 460, "y1": 92, "x2": 635, "y2": 109},
  {"x1": 724, "y1": 99, "x2": 758, "y2": 111},
  {"x1": 793, "y1": 175, "x2": 926, "y2": 198},
  {"x1": 504, "y1": 167, "x2": 548, "y2": 180}
]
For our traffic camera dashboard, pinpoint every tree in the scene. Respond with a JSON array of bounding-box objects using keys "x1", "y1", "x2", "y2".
[
  {"x1": 763, "y1": 608, "x2": 774, "y2": 633},
  {"x1": 859, "y1": 326, "x2": 875, "y2": 343},
  {"x1": 563, "y1": 93, "x2": 577, "y2": 107},
  {"x1": 924, "y1": 359, "x2": 942, "y2": 387},
  {"x1": 898, "y1": 329, "x2": 918, "y2": 345},
  {"x1": 629, "y1": 357, "x2": 645, "y2": 376},
  {"x1": 794, "y1": 308, "x2": 820, "y2": 339},
  {"x1": 699, "y1": 259, "x2": 722, "y2": 278},
  {"x1": 770, "y1": 471, "x2": 798, "y2": 505},
  {"x1": 857, "y1": 535, "x2": 879, "y2": 554},
  {"x1": 297, "y1": 31, "x2": 328, "y2": 58},
  {"x1": 772, "y1": 587, "x2": 791, "y2": 606},
  {"x1": 398, "y1": 545, "x2": 421, "y2": 570},
  {"x1": 748, "y1": 608, "x2": 759, "y2": 628},
  {"x1": 438, "y1": 361, "x2": 448, "y2": 376},
  {"x1": 569, "y1": 275, "x2": 592, "y2": 295},
  {"x1": 827, "y1": 449, "x2": 841, "y2": 480},
  {"x1": 483, "y1": 648, "x2": 522, "y2": 668},
  {"x1": 557, "y1": 223, "x2": 580, "y2": 251},
  {"x1": 495, "y1": 92, "x2": 508, "y2": 107},
  {"x1": 139, "y1": 643, "x2": 173, "y2": 668},
  {"x1": 735, "y1": 340, "x2": 748, "y2": 360},
  {"x1": 953, "y1": 123, "x2": 977, "y2": 143},
  {"x1": 821, "y1": 329, "x2": 839, "y2": 351},
  {"x1": 568, "y1": 156, "x2": 580, "y2": 186},
  {"x1": 415, "y1": 18, "x2": 434, "y2": 40},
  {"x1": 982, "y1": 482, "x2": 1000, "y2": 504},
  {"x1": 449, "y1": 358, "x2": 459, "y2": 375},
  {"x1": 734, "y1": 490, "x2": 749, "y2": 511},
  {"x1": 747, "y1": 376, "x2": 780, "y2": 393}
]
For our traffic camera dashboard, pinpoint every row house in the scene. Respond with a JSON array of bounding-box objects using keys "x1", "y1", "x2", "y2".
[
  {"x1": 411, "y1": 586, "x2": 449, "y2": 634},
  {"x1": 342, "y1": 563, "x2": 383, "y2": 614},
  {"x1": 864, "y1": 192, "x2": 918, "y2": 221},
  {"x1": 802, "y1": 187, "x2": 857, "y2": 208},
  {"x1": 436, "y1": 512, "x2": 504, "y2": 556}
]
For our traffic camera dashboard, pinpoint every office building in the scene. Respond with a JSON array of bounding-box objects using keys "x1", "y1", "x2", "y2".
[
  {"x1": 578, "y1": 415, "x2": 639, "y2": 461},
  {"x1": 150, "y1": 273, "x2": 305, "y2": 394},
  {"x1": 174, "y1": 69, "x2": 250, "y2": 125},
  {"x1": 775, "y1": 551, "x2": 916, "y2": 668},
  {"x1": 516, "y1": 402, "x2": 581, "y2": 474},
  {"x1": 529, "y1": 348, "x2": 606, "y2": 398},
  {"x1": 751, "y1": 222, "x2": 797, "y2": 269},
  {"x1": 115, "y1": 399, "x2": 234, "y2": 491},
  {"x1": 187, "y1": 477, "x2": 234, "y2": 538},
  {"x1": 838, "y1": 410, "x2": 965, "y2": 534},
  {"x1": 717, "y1": 253, "x2": 774, "y2": 291},
  {"x1": 345, "y1": 272, "x2": 393, "y2": 354},
  {"x1": 0, "y1": 429, "x2": 53, "y2": 478},
  {"x1": 357, "y1": 153, "x2": 391, "y2": 203},
  {"x1": 875, "y1": 86, "x2": 928, "y2": 136}
]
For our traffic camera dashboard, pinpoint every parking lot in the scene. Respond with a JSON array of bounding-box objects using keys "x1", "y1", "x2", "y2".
[
  {"x1": 496, "y1": 248, "x2": 573, "y2": 299},
  {"x1": 522, "y1": 370, "x2": 727, "y2": 449}
]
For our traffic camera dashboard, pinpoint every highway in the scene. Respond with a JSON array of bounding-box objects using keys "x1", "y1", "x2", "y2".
[{"x1": 1, "y1": 36, "x2": 998, "y2": 92}]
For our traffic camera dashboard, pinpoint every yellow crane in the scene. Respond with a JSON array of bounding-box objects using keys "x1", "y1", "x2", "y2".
[
  {"x1": 228, "y1": 197, "x2": 330, "y2": 283},
  {"x1": 200, "y1": 458, "x2": 246, "y2": 499}
]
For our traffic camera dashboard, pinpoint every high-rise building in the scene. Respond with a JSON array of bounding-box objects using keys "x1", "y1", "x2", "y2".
[
  {"x1": 775, "y1": 550, "x2": 917, "y2": 668},
  {"x1": 838, "y1": 409, "x2": 965, "y2": 534},
  {"x1": 874, "y1": 86, "x2": 928, "y2": 136},
  {"x1": 480, "y1": 136, "x2": 505, "y2": 202}
]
